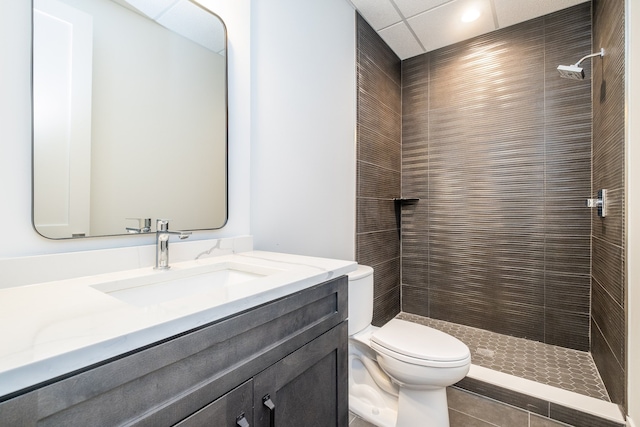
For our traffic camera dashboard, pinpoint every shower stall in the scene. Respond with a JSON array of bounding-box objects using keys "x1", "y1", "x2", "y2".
[{"x1": 355, "y1": 0, "x2": 627, "y2": 421}]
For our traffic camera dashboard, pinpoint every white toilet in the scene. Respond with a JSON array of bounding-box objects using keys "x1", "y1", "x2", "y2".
[{"x1": 348, "y1": 265, "x2": 471, "y2": 427}]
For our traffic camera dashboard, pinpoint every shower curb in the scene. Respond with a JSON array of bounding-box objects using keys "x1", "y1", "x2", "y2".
[{"x1": 455, "y1": 365, "x2": 625, "y2": 427}]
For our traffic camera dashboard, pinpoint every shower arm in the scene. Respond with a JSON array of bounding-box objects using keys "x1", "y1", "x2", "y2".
[{"x1": 574, "y1": 48, "x2": 605, "y2": 66}]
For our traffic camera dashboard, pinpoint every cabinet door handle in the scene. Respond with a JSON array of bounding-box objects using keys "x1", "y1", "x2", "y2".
[
  {"x1": 262, "y1": 394, "x2": 275, "y2": 427},
  {"x1": 236, "y1": 413, "x2": 250, "y2": 427}
]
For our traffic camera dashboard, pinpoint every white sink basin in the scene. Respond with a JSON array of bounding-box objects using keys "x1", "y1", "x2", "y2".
[{"x1": 91, "y1": 262, "x2": 282, "y2": 307}]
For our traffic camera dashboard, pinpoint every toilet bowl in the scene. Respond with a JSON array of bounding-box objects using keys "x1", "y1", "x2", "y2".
[{"x1": 348, "y1": 265, "x2": 471, "y2": 427}]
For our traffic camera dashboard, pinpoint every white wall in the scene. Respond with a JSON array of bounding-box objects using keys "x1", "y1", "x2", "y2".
[
  {"x1": 250, "y1": 0, "x2": 357, "y2": 261},
  {"x1": 0, "y1": 0, "x2": 250, "y2": 258},
  {"x1": 626, "y1": 0, "x2": 640, "y2": 421}
]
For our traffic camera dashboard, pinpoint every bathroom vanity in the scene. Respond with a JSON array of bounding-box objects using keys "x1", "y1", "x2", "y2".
[{"x1": 0, "y1": 247, "x2": 354, "y2": 426}]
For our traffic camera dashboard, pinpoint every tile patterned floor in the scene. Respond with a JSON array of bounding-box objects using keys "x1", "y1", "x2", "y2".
[
  {"x1": 397, "y1": 313, "x2": 610, "y2": 401},
  {"x1": 349, "y1": 412, "x2": 376, "y2": 427}
]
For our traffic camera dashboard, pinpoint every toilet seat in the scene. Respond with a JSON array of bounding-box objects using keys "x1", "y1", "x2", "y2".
[{"x1": 370, "y1": 319, "x2": 470, "y2": 368}]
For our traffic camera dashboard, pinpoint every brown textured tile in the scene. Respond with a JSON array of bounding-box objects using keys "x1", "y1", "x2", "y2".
[
  {"x1": 357, "y1": 197, "x2": 397, "y2": 234},
  {"x1": 447, "y1": 387, "x2": 528, "y2": 427},
  {"x1": 429, "y1": 20, "x2": 544, "y2": 111},
  {"x1": 592, "y1": 126, "x2": 625, "y2": 194},
  {"x1": 401, "y1": 142, "x2": 428, "y2": 198},
  {"x1": 358, "y1": 125, "x2": 401, "y2": 173},
  {"x1": 592, "y1": 279, "x2": 625, "y2": 365},
  {"x1": 544, "y1": 235, "x2": 591, "y2": 277},
  {"x1": 448, "y1": 409, "x2": 500, "y2": 427},
  {"x1": 401, "y1": 111, "x2": 429, "y2": 152},
  {"x1": 372, "y1": 286, "x2": 400, "y2": 326},
  {"x1": 358, "y1": 58, "x2": 401, "y2": 115},
  {"x1": 454, "y1": 379, "x2": 549, "y2": 416},
  {"x1": 357, "y1": 14, "x2": 400, "y2": 86},
  {"x1": 550, "y1": 403, "x2": 625, "y2": 427},
  {"x1": 591, "y1": 319, "x2": 626, "y2": 407},
  {"x1": 357, "y1": 161, "x2": 400, "y2": 200},
  {"x1": 592, "y1": 188, "x2": 624, "y2": 247},
  {"x1": 592, "y1": 236, "x2": 624, "y2": 306},
  {"x1": 357, "y1": 230, "x2": 399, "y2": 267},
  {"x1": 358, "y1": 90, "x2": 401, "y2": 144},
  {"x1": 544, "y1": 272, "x2": 590, "y2": 314},
  {"x1": 371, "y1": 259, "x2": 400, "y2": 299},
  {"x1": 400, "y1": 201, "x2": 428, "y2": 233},
  {"x1": 430, "y1": 290, "x2": 545, "y2": 342},
  {"x1": 530, "y1": 414, "x2": 573, "y2": 427},
  {"x1": 401, "y1": 256, "x2": 428, "y2": 288},
  {"x1": 400, "y1": 285, "x2": 428, "y2": 316},
  {"x1": 400, "y1": 230, "x2": 428, "y2": 259},
  {"x1": 401, "y1": 81, "x2": 428, "y2": 115},
  {"x1": 401, "y1": 52, "x2": 429, "y2": 88},
  {"x1": 544, "y1": 201, "x2": 591, "y2": 236},
  {"x1": 544, "y1": 309, "x2": 590, "y2": 351}
]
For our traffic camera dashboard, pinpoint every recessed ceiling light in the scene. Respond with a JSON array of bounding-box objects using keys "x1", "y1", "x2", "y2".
[{"x1": 461, "y1": 8, "x2": 481, "y2": 23}]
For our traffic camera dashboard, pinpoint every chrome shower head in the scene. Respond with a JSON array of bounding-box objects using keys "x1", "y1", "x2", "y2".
[
  {"x1": 557, "y1": 64, "x2": 585, "y2": 80},
  {"x1": 557, "y1": 48, "x2": 604, "y2": 80}
]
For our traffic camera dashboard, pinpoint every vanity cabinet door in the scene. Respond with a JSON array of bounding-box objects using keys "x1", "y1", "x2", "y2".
[
  {"x1": 173, "y1": 380, "x2": 253, "y2": 427},
  {"x1": 253, "y1": 322, "x2": 348, "y2": 427}
]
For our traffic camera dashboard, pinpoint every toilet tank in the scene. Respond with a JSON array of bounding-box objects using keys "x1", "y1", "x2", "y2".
[{"x1": 347, "y1": 265, "x2": 374, "y2": 335}]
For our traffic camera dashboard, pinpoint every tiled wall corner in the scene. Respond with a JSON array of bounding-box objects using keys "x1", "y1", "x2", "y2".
[
  {"x1": 591, "y1": 0, "x2": 627, "y2": 410},
  {"x1": 355, "y1": 13, "x2": 402, "y2": 326}
]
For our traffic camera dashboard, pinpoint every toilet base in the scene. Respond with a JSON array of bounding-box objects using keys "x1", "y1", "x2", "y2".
[
  {"x1": 349, "y1": 347, "x2": 398, "y2": 427},
  {"x1": 396, "y1": 387, "x2": 449, "y2": 427},
  {"x1": 349, "y1": 348, "x2": 451, "y2": 427},
  {"x1": 349, "y1": 388, "x2": 397, "y2": 427},
  {"x1": 350, "y1": 385, "x2": 451, "y2": 427}
]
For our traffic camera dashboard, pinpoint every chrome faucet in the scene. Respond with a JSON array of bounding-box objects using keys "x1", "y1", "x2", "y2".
[
  {"x1": 155, "y1": 219, "x2": 191, "y2": 270},
  {"x1": 126, "y1": 218, "x2": 152, "y2": 234}
]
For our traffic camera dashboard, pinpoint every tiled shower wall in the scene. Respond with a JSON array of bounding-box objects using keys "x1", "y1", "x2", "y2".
[
  {"x1": 355, "y1": 14, "x2": 401, "y2": 326},
  {"x1": 591, "y1": 0, "x2": 626, "y2": 409},
  {"x1": 356, "y1": 1, "x2": 627, "y2": 409},
  {"x1": 400, "y1": 4, "x2": 593, "y2": 350}
]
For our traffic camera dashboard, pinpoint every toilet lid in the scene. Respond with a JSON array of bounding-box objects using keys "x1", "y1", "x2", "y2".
[{"x1": 371, "y1": 319, "x2": 470, "y2": 362}]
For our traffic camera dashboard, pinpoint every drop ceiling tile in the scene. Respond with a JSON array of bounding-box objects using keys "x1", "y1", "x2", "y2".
[
  {"x1": 493, "y1": 0, "x2": 590, "y2": 29},
  {"x1": 378, "y1": 22, "x2": 424, "y2": 60},
  {"x1": 352, "y1": 0, "x2": 592, "y2": 59},
  {"x1": 392, "y1": 0, "x2": 452, "y2": 19},
  {"x1": 350, "y1": 0, "x2": 402, "y2": 30},
  {"x1": 408, "y1": 0, "x2": 496, "y2": 53}
]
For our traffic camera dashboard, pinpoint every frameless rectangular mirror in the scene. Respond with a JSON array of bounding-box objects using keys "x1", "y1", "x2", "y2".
[{"x1": 32, "y1": 0, "x2": 227, "y2": 239}]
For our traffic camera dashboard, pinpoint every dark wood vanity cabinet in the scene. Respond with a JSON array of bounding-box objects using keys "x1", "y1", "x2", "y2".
[
  {"x1": 174, "y1": 379, "x2": 254, "y2": 427},
  {"x1": 0, "y1": 276, "x2": 348, "y2": 427},
  {"x1": 254, "y1": 323, "x2": 346, "y2": 427}
]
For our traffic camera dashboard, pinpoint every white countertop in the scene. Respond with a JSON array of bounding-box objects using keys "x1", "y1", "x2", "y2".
[{"x1": 0, "y1": 250, "x2": 356, "y2": 397}]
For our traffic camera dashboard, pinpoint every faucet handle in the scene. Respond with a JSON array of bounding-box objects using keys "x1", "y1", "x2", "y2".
[
  {"x1": 126, "y1": 218, "x2": 152, "y2": 233},
  {"x1": 156, "y1": 219, "x2": 170, "y2": 232},
  {"x1": 155, "y1": 219, "x2": 191, "y2": 238}
]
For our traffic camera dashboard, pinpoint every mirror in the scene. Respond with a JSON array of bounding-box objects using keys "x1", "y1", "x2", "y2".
[{"x1": 32, "y1": 0, "x2": 227, "y2": 239}]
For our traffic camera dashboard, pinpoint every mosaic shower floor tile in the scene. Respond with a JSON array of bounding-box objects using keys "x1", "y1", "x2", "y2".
[{"x1": 397, "y1": 313, "x2": 610, "y2": 401}]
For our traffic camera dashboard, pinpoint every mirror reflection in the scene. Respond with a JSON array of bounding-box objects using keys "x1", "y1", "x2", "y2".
[{"x1": 32, "y1": 0, "x2": 227, "y2": 239}]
